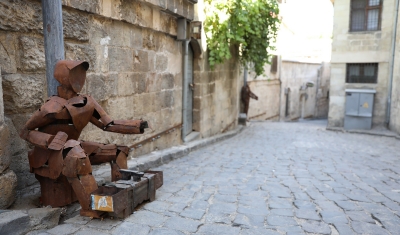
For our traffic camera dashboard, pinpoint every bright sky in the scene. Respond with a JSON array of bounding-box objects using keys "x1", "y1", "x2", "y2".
[
  {"x1": 281, "y1": 0, "x2": 333, "y2": 37},
  {"x1": 277, "y1": 0, "x2": 334, "y2": 61}
]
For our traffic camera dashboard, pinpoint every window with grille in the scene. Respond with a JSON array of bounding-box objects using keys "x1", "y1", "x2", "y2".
[
  {"x1": 350, "y1": 0, "x2": 382, "y2": 32},
  {"x1": 346, "y1": 63, "x2": 378, "y2": 83}
]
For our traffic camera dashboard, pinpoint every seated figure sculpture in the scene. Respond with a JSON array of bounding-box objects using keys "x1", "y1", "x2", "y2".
[
  {"x1": 19, "y1": 60, "x2": 148, "y2": 217},
  {"x1": 241, "y1": 84, "x2": 258, "y2": 119}
]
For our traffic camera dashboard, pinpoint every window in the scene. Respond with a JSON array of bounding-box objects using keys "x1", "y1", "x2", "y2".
[
  {"x1": 346, "y1": 63, "x2": 378, "y2": 83},
  {"x1": 350, "y1": 0, "x2": 382, "y2": 32}
]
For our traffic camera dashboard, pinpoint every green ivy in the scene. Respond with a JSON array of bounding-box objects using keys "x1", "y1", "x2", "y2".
[{"x1": 204, "y1": 0, "x2": 280, "y2": 76}]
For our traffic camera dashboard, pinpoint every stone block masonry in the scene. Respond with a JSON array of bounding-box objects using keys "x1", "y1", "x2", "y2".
[{"x1": 0, "y1": 69, "x2": 18, "y2": 209}]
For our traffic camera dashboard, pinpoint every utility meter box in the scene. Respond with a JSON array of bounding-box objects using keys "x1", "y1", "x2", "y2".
[{"x1": 344, "y1": 89, "x2": 376, "y2": 130}]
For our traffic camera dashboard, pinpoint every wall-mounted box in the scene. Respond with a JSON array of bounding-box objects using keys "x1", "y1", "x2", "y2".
[{"x1": 344, "y1": 89, "x2": 376, "y2": 130}]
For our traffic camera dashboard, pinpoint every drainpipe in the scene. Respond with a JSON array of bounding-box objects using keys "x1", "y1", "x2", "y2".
[
  {"x1": 181, "y1": 40, "x2": 189, "y2": 141},
  {"x1": 314, "y1": 64, "x2": 322, "y2": 118},
  {"x1": 42, "y1": 0, "x2": 64, "y2": 96},
  {"x1": 244, "y1": 67, "x2": 248, "y2": 86},
  {"x1": 386, "y1": 0, "x2": 400, "y2": 127}
]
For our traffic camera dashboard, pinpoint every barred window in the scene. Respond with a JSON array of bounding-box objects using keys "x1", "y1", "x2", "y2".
[
  {"x1": 346, "y1": 63, "x2": 378, "y2": 83},
  {"x1": 350, "y1": 0, "x2": 382, "y2": 32}
]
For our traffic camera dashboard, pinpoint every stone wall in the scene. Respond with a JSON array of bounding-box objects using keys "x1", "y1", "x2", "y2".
[
  {"x1": 0, "y1": 0, "x2": 241, "y2": 199},
  {"x1": 315, "y1": 62, "x2": 330, "y2": 118},
  {"x1": 328, "y1": 0, "x2": 394, "y2": 128},
  {"x1": 240, "y1": 59, "x2": 330, "y2": 122},
  {"x1": 279, "y1": 61, "x2": 327, "y2": 121},
  {"x1": 389, "y1": 6, "x2": 400, "y2": 134},
  {"x1": 0, "y1": 69, "x2": 18, "y2": 209},
  {"x1": 245, "y1": 61, "x2": 281, "y2": 121},
  {"x1": 193, "y1": 48, "x2": 240, "y2": 137}
]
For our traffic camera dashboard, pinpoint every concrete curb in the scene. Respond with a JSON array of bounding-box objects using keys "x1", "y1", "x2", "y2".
[
  {"x1": 326, "y1": 126, "x2": 400, "y2": 139},
  {"x1": 93, "y1": 125, "x2": 245, "y2": 181}
]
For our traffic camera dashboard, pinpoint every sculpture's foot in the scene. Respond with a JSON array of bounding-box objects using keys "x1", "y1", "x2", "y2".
[{"x1": 80, "y1": 209, "x2": 105, "y2": 218}]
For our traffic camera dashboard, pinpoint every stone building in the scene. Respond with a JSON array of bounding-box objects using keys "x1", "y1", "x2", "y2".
[
  {"x1": 245, "y1": 59, "x2": 330, "y2": 122},
  {"x1": 328, "y1": 0, "x2": 398, "y2": 130},
  {"x1": 244, "y1": 0, "x2": 331, "y2": 122},
  {"x1": 0, "y1": 0, "x2": 240, "y2": 207},
  {"x1": 389, "y1": 1, "x2": 400, "y2": 133}
]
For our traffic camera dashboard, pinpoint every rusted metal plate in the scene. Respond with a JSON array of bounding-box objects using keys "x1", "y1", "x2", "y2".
[
  {"x1": 64, "y1": 139, "x2": 81, "y2": 149},
  {"x1": 54, "y1": 60, "x2": 88, "y2": 93},
  {"x1": 26, "y1": 130, "x2": 53, "y2": 149},
  {"x1": 28, "y1": 148, "x2": 50, "y2": 168},
  {"x1": 106, "y1": 125, "x2": 142, "y2": 134},
  {"x1": 38, "y1": 124, "x2": 81, "y2": 140},
  {"x1": 68, "y1": 174, "x2": 98, "y2": 211},
  {"x1": 63, "y1": 154, "x2": 92, "y2": 178},
  {"x1": 65, "y1": 96, "x2": 94, "y2": 132},
  {"x1": 117, "y1": 146, "x2": 129, "y2": 155},
  {"x1": 111, "y1": 162, "x2": 122, "y2": 182},
  {"x1": 34, "y1": 149, "x2": 63, "y2": 179},
  {"x1": 113, "y1": 120, "x2": 141, "y2": 127},
  {"x1": 48, "y1": 131, "x2": 68, "y2": 150},
  {"x1": 116, "y1": 152, "x2": 127, "y2": 169},
  {"x1": 36, "y1": 174, "x2": 77, "y2": 207}
]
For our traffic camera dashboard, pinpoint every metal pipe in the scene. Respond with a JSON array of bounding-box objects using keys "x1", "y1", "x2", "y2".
[
  {"x1": 42, "y1": 0, "x2": 64, "y2": 97},
  {"x1": 181, "y1": 40, "x2": 189, "y2": 141},
  {"x1": 314, "y1": 64, "x2": 322, "y2": 118},
  {"x1": 244, "y1": 67, "x2": 248, "y2": 86},
  {"x1": 386, "y1": 0, "x2": 400, "y2": 126}
]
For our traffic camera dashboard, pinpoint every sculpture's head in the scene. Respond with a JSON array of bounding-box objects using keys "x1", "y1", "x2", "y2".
[{"x1": 54, "y1": 60, "x2": 89, "y2": 93}]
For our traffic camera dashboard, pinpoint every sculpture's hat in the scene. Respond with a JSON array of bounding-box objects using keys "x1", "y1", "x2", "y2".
[{"x1": 54, "y1": 60, "x2": 89, "y2": 93}]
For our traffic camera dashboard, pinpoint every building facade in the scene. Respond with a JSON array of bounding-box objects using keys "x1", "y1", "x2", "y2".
[{"x1": 329, "y1": 0, "x2": 395, "y2": 129}]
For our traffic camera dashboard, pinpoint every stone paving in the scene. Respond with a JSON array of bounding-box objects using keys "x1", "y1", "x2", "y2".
[{"x1": 35, "y1": 120, "x2": 400, "y2": 235}]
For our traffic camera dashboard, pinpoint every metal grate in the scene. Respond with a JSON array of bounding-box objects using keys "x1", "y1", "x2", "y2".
[
  {"x1": 350, "y1": 0, "x2": 382, "y2": 32},
  {"x1": 346, "y1": 63, "x2": 378, "y2": 83}
]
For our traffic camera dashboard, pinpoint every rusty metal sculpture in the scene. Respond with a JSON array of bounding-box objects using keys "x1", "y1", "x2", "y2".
[
  {"x1": 19, "y1": 60, "x2": 153, "y2": 218},
  {"x1": 241, "y1": 84, "x2": 258, "y2": 119}
]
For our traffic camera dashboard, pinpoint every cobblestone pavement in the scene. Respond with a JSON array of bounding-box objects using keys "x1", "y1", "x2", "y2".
[{"x1": 41, "y1": 120, "x2": 400, "y2": 235}]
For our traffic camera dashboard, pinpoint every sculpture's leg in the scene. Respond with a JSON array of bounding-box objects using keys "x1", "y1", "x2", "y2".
[
  {"x1": 35, "y1": 174, "x2": 77, "y2": 207},
  {"x1": 244, "y1": 99, "x2": 250, "y2": 119},
  {"x1": 62, "y1": 140, "x2": 104, "y2": 218},
  {"x1": 81, "y1": 142, "x2": 128, "y2": 182},
  {"x1": 67, "y1": 175, "x2": 104, "y2": 218},
  {"x1": 111, "y1": 148, "x2": 128, "y2": 181}
]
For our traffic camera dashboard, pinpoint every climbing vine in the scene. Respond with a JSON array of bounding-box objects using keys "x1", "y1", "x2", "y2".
[{"x1": 204, "y1": 0, "x2": 280, "y2": 76}]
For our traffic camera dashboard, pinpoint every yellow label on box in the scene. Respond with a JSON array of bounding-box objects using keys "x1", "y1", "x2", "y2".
[{"x1": 91, "y1": 195, "x2": 114, "y2": 212}]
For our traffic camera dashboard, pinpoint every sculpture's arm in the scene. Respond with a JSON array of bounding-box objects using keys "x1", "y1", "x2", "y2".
[
  {"x1": 19, "y1": 98, "x2": 68, "y2": 150},
  {"x1": 249, "y1": 90, "x2": 258, "y2": 100},
  {"x1": 89, "y1": 97, "x2": 148, "y2": 134}
]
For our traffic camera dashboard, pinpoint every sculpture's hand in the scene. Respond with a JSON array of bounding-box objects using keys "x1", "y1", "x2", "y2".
[
  {"x1": 105, "y1": 120, "x2": 150, "y2": 134},
  {"x1": 140, "y1": 120, "x2": 149, "y2": 133},
  {"x1": 48, "y1": 131, "x2": 68, "y2": 151}
]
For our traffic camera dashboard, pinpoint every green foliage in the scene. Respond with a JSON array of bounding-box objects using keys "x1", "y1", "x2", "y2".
[{"x1": 204, "y1": 0, "x2": 280, "y2": 76}]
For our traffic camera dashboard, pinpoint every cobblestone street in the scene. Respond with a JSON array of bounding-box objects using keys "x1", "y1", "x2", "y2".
[{"x1": 44, "y1": 120, "x2": 400, "y2": 235}]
